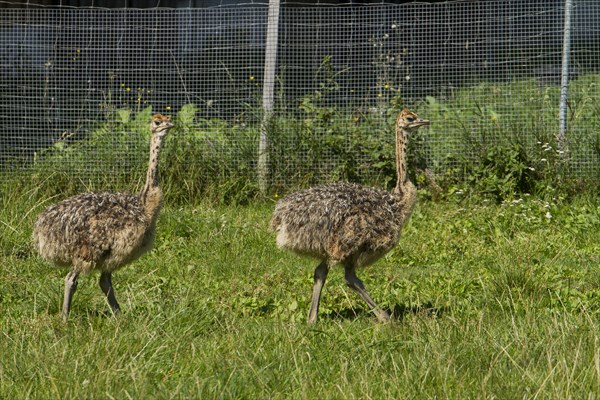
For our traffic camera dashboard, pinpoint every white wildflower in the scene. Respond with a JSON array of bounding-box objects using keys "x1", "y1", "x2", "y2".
[{"x1": 545, "y1": 211, "x2": 552, "y2": 219}]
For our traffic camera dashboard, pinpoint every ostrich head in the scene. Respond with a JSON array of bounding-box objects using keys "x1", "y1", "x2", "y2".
[
  {"x1": 151, "y1": 114, "x2": 175, "y2": 137},
  {"x1": 396, "y1": 108, "x2": 430, "y2": 133}
]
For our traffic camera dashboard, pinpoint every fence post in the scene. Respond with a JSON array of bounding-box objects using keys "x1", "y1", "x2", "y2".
[
  {"x1": 258, "y1": 0, "x2": 281, "y2": 194},
  {"x1": 557, "y1": 0, "x2": 573, "y2": 158}
]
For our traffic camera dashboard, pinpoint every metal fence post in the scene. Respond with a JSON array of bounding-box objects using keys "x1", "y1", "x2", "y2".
[
  {"x1": 557, "y1": 0, "x2": 573, "y2": 158},
  {"x1": 258, "y1": 0, "x2": 281, "y2": 194}
]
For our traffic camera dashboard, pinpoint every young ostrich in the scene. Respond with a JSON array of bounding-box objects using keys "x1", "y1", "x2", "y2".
[
  {"x1": 32, "y1": 114, "x2": 175, "y2": 320},
  {"x1": 271, "y1": 109, "x2": 429, "y2": 324}
]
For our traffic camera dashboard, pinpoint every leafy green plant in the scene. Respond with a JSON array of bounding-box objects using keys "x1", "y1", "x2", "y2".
[
  {"x1": 466, "y1": 143, "x2": 536, "y2": 201},
  {"x1": 16, "y1": 72, "x2": 600, "y2": 205}
]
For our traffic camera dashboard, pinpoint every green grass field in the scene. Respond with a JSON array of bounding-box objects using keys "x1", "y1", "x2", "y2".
[{"x1": 1, "y1": 186, "x2": 599, "y2": 398}]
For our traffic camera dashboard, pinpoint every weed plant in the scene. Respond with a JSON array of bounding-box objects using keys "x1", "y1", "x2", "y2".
[
  {"x1": 13, "y1": 73, "x2": 599, "y2": 205},
  {"x1": 417, "y1": 74, "x2": 600, "y2": 200},
  {"x1": 1, "y1": 69, "x2": 591, "y2": 209}
]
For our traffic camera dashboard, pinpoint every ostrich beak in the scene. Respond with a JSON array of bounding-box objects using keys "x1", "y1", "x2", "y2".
[{"x1": 412, "y1": 118, "x2": 430, "y2": 128}]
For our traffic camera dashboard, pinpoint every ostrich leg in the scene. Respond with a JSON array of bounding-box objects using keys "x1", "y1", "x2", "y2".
[
  {"x1": 308, "y1": 260, "x2": 330, "y2": 324},
  {"x1": 99, "y1": 272, "x2": 121, "y2": 315},
  {"x1": 344, "y1": 266, "x2": 390, "y2": 322},
  {"x1": 61, "y1": 270, "x2": 80, "y2": 321}
]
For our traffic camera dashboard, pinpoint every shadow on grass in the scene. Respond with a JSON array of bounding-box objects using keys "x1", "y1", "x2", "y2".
[
  {"x1": 85, "y1": 308, "x2": 120, "y2": 319},
  {"x1": 391, "y1": 302, "x2": 447, "y2": 320},
  {"x1": 325, "y1": 302, "x2": 447, "y2": 322},
  {"x1": 47, "y1": 307, "x2": 120, "y2": 321}
]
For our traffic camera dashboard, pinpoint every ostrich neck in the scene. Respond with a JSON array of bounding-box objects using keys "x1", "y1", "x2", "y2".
[
  {"x1": 393, "y1": 127, "x2": 410, "y2": 196},
  {"x1": 139, "y1": 134, "x2": 164, "y2": 220},
  {"x1": 391, "y1": 126, "x2": 417, "y2": 225}
]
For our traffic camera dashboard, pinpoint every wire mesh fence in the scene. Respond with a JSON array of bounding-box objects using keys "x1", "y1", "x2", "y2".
[{"x1": 0, "y1": 0, "x2": 598, "y2": 188}]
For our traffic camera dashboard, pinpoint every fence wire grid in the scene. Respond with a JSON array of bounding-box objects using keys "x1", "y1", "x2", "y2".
[{"x1": 0, "y1": 0, "x2": 599, "y2": 187}]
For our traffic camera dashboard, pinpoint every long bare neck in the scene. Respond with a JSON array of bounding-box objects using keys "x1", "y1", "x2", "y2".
[
  {"x1": 393, "y1": 126, "x2": 410, "y2": 196},
  {"x1": 392, "y1": 125, "x2": 417, "y2": 225},
  {"x1": 139, "y1": 133, "x2": 164, "y2": 218}
]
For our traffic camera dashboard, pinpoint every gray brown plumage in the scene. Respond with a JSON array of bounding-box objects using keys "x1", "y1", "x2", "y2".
[
  {"x1": 271, "y1": 109, "x2": 429, "y2": 323},
  {"x1": 32, "y1": 114, "x2": 174, "y2": 320}
]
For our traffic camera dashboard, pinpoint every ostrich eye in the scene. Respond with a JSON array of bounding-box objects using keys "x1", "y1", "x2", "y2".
[
  {"x1": 154, "y1": 120, "x2": 161, "y2": 126},
  {"x1": 406, "y1": 116, "x2": 415, "y2": 122}
]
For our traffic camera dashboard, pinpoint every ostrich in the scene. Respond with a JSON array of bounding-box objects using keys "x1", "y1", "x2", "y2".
[
  {"x1": 32, "y1": 114, "x2": 175, "y2": 320},
  {"x1": 271, "y1": 109, "x2": 429, "y2": 324}
]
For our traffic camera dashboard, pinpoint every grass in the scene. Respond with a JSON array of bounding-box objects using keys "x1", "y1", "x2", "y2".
[{"x1": 1, "y1": 182, "x2": 599, "y2": 398}]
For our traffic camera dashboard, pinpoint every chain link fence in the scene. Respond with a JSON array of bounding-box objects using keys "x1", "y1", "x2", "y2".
[{"x1": 0, "y1": 0, "x2": 598, "y2": 187}]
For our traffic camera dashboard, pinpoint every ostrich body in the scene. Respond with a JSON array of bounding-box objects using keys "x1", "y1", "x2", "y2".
[
  {"x1": 32, "y1": 114, "x2": 174, "y2": 320},
  {"x1": 271, "y1": 109, "x2": 429, "y2": 323}
]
